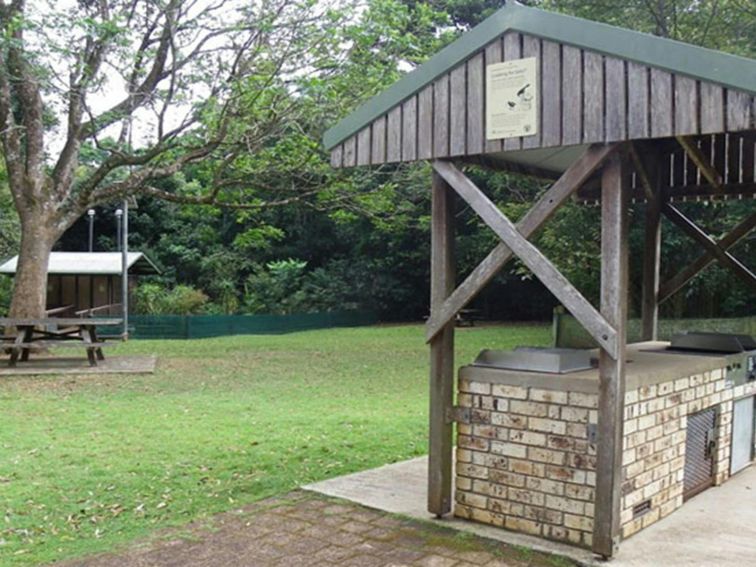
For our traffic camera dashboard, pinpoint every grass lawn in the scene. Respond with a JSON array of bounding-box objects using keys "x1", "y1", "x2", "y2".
[{"x1": 0, "y1": 323, "x2": 550, "y2": 565}]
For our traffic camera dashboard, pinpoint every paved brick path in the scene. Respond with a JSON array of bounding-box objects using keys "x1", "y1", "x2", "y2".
[{"x1": 60, "y1": 491, "x2": 574, "y2": 567}]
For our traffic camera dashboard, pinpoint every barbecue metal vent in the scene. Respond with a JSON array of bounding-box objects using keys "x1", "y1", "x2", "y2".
[
  {"x1": 669, "y1": 332, "x2": 756, "y2": 354},
  {"x1": 473, "y1": 347, "x2": 592, "y2": 374}
]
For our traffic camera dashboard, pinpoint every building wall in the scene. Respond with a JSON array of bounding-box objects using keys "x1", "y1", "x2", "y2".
[{"x1": 455, "y1": 368, "x2": 756, "y2": 548}]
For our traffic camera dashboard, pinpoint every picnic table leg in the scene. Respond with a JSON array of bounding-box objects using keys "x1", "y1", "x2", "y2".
[
  {"x1": 82, "y1": 326, "x2": 98, "y2": 367},
  {"x1": 8, "y1": 327, "x2": 26, "y2": 367},
  {"x1": 19, "y1": 326, "x2": 34, "y2": 363},
  {"x1": 91, "y1": 327, "x2": 105, "y2": 361}
]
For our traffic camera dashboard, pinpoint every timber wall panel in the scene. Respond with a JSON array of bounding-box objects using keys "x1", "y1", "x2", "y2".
[
  {"x1": 343, "y1": 136, "x2": 356, "y2": 167},
  {"x1": 403, "y1": 97, "x2": 418, "y2": 161},
  {"x1": 504, "y1": 32, "x2": 525, "y2": 152},
  {"x1": 329, "y1": 32, "x2": 756, "y2": 168},
  {"x1": 674, "y1": 76, "x2": 698, "y2": 135},
  {"x1": 605, "y1": 57, "x2": 627, "y2": 142},
  {"x1": 700, "y1": 83, "x2": 725, "y2": 134},
  {"x1": 582, "y1": 51, "x2": 605, "y2": 143},
  {"x1": 467, "y1": 52, "x2": 485, "y2": 155},
  {"x1": 357, "y1": 126, "x2": 372, "y2": 166},
  {"x1": 450, "y1": 65, "x2": 468, "y2": 156},
  {"x1": 386, "y1": 105, "x2": 402, "y2": 163},
  {"x1": 627, "y1": 62, "x2": 649, "y2": 139},
  {"x1": 433, "y1": 75, "x2": 450, "y2": 158},
  {"x1": 371, "y1": 115, "x2": 386, "y2": 164},
  {"x1": 484, "y1": 38, "x2": 503, "y2": 154},
  {"x1": 562, "y1": 45, "x2": 583, "y2": 145},
  {"x1": 541, "y1": 40, "x2": 562, "y2": 147},
  {"x1": 418, "y1": 85, "x2": 434, "y2": 160},
  {"x1": 520, "y1": 34, "x2": 540, "y2": 150}
]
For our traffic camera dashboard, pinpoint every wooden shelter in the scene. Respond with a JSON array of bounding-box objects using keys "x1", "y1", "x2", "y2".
[
  {"x1": 324, "y1": 2, "x2": 755, "y2": 558},
  {"x1": 0, "y1": 252, "x2": 160, "y2": 316}
]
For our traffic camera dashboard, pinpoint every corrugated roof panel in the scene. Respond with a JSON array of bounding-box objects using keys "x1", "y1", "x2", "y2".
[{"x1": 0, "y1": 252, "x2": 160, "y2": 275}]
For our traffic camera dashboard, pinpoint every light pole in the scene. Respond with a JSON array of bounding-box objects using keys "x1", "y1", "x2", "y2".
[
  {"x1": 87, "y1": 209, "x2": 95, "y2": 252},
  {"x1": 115, "y1": 209, "x2": 123, "y2": 251},
  {"x1": 120, "y1": 200, "x2": 129, "y2": 339}
]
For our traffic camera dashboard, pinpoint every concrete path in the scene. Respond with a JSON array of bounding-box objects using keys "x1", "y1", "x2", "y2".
[{"x1": 304, "y1": 457, "x2": 756, "y2": 567}]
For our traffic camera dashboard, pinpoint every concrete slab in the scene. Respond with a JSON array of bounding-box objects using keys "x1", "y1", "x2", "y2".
[
  {"x1": 612, "y1": 465, "x2": 756, "y2": 567},
  {"x1": 0, "y1": 355, "x2": 157, "y2": 376},
  {"x1": 304, "y1": 457, "x2": 756, "y2": 567}
]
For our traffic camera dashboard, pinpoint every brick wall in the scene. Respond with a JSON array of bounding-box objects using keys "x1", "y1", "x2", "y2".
[
  {"x1": 455, "y1": 380, "x2": 599, "y2": 548},
  {"x1": 455, "y1": 369, "x2": 756, "y2": 548}
]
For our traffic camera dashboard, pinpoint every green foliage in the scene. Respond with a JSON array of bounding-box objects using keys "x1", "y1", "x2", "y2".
[
  {"x1": 243, "y1": 259, "x2": 309, "y2": 315},
  {"x1": 134, "y1": 283, "x2": 208, "y2": 316}
]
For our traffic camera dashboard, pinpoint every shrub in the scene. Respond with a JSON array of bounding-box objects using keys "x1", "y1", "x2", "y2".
[{"x1": 134, "y1": 282, "x2": 209, "y2": 315}]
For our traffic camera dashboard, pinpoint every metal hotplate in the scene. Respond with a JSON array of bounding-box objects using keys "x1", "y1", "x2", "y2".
[
  {"x1": 473, "y1": 347, "x2": 593, "y2": 374},
  {"x1": 669, "y1": 332, "x2": 756, "y2": 354}
]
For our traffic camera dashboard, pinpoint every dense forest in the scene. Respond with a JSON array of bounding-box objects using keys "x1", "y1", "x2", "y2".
[{"x1": 0, "y1": 0, "x2": 754, "y2": 321}]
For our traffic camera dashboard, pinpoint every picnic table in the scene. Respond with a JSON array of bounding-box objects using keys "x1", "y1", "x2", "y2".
[{"x1": 0, "y1": 317, "x2": 123, "y2": 367}]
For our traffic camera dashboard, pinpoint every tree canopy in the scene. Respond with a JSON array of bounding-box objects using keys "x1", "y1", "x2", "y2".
[{"x1": 0, "y1": 0, "x2": 753, "y2": 320}]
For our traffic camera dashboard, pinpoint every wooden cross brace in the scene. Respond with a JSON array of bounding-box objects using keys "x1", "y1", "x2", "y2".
[
  {"x1": 660, "y1": 205, "x2": 756, "y2": 297},
  {"x1": 427, "y1": 144, "x2": 621, "y2": 359}
]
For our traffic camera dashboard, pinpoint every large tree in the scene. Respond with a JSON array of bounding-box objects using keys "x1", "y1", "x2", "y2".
[{"x1": 0, "y1": 0, "x2": 359, "y2": 317}]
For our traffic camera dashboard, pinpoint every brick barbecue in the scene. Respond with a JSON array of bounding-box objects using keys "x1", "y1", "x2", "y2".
[{"x1": 454, "y1": 342, "x2": 756, "y2": 548}]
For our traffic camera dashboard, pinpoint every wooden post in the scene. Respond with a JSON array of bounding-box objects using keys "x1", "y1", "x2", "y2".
[
  {"x1": 428, "y1": 169, "x2": 455, "y2": 517},
  {"x1": 641, "y1": 157, "x2": 662, "y2": 341},
  {"x1": 593, "y1": 151, "x2": 629, "y2": 559}
]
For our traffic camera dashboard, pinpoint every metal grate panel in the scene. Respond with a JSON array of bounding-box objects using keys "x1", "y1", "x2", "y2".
[{"x1": 684, "y1": 408, "x2": 717, "y2": 500}]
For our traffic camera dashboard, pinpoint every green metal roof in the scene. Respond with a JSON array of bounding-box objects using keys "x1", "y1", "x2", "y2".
[{"x1": 323, "y1": 1, "x2": 756, "y2": 150}]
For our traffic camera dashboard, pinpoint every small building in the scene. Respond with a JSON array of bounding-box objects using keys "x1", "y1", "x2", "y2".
[{"x1": 0, "y1": 252, "x2": 160, "y2": 315}]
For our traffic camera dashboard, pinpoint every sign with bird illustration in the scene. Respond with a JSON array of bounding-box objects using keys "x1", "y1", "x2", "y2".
[{"x1": 486, "y1": 57, "x2": 538, "y2": 140}]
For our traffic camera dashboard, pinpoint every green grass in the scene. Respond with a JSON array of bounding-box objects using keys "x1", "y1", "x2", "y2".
[{"x1": 0, "y1": 323, "x2": 550, "y2": 565}]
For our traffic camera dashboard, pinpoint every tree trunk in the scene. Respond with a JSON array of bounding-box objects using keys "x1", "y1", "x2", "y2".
[{"x1": 8, "y1": 219, "x2": 58, "y2": 318}]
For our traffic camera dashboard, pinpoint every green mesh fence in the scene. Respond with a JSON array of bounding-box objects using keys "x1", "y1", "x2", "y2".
[
  {"x1": 129, "y1": 311, "x2": 379, "y2": 339},
  {"x1": 553, "y1": 309, "x2": 756, "y2": 348}
]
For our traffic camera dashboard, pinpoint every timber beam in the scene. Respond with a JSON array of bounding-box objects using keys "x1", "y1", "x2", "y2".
[
  {"x1": 424, "y1": 143, "x2": 618, "y2": 343},
  {"x1": 660, "y1": 209, "x2": 756, "y2": 301},
  {"x1": 432, "y1": 159, "x2": 619, "y2": 360},
  {"x1": 676, "y1": 135, "x2": 724, "y2": 192},
  {"x1": 593, "y1": 151, "x2": 630, "y2": 559},
  {"x1": 427, "y1": 170, "x2": 456, "y2": 517},
  {"x1": 662, "y1": 204, "x2": 756, "y2": 292}
]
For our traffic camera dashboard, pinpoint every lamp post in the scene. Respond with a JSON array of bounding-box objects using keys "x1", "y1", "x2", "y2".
[
  {"x1": 115, "y1": 209, "x2": 123, "y2": 251},
  {"x1": 87, "y1": 209, "x2": 95, "y2": 252},
  {"x1": 120, "y1": 201, "x2": 129, "y2": 339}
]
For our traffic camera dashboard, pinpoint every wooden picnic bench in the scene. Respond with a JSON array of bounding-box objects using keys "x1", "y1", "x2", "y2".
[{"x1": 0, "y1": 317, "x2": 123, "y2": 367}]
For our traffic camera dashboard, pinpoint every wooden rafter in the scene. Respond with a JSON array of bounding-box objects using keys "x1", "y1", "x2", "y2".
[
  {"x1": 659, "y1": 210, "x2": 756, "y2": 302},
  {"x1": 662, "y1": 204, "x2": 756, "y2": 293},
  {"x1": 676, "y1": 135, "x2": 724, "y2": 192},
  {"x1": 424, "y1": 144, "x2": 618, "y2": 343},
  {"x1": 628, "y1": 142, "x2": 656, "y2": 201},
  {"x1": 432, "y1": 159, "x2": 619, "y2": 360}
]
